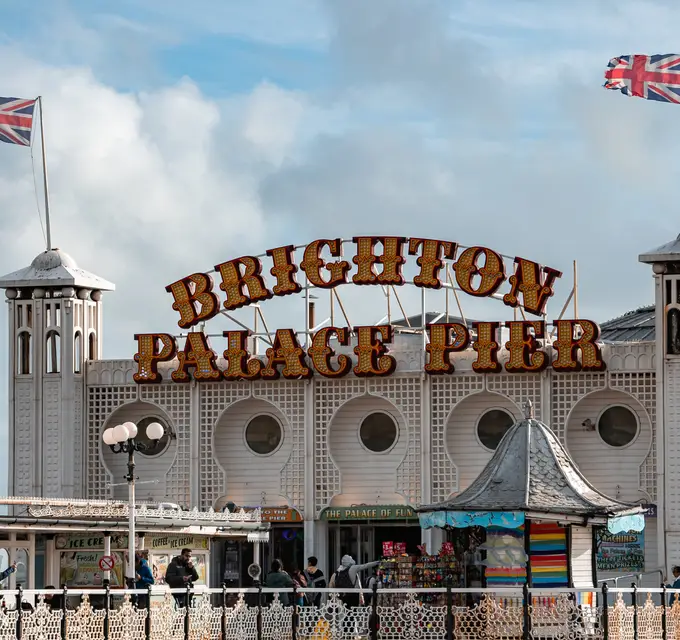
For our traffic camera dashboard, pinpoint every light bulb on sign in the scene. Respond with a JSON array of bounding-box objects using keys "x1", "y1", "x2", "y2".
[{"x1": 112, "y1": 424, "x2": 130, "y2": 443}]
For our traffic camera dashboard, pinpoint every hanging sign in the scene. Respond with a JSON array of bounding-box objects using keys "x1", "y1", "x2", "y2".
[
  {"x1": 145, "y1": 534, "x2": 210, "y2": 551},
  {"x1": 321, "y1": 505, "x2": 418, "y2": 520},
  {"x1": 55, "y1": 534, "x2": 128, "y2": 550},
  {"x1": 241, "y1": 507, "x2": 303, "y2": 523},
  {"x1": 132, "y1": 236, "x2": 606, "y2": 384}
]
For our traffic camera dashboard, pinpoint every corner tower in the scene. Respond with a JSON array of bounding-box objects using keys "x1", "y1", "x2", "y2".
[
  {"x1": 640, "y1": 234, "x2": 680, "y2": 574},
  {"x1": 0, "y1": 249, "x2": 114, "y2": 498}
]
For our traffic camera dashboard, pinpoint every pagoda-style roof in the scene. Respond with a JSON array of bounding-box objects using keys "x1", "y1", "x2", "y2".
[{"x1": 418, "y1": 402, "x2": 641, "y2": 519}]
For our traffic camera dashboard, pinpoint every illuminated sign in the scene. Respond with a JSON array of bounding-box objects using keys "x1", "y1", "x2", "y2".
[{"x1": 133, "y1": 237, "x2": 605, "y2": 383}]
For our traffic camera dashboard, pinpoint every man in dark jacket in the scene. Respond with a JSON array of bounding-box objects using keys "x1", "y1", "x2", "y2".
[{"x1": 165, "y1": 548, "x2": 199, "y2": 607}]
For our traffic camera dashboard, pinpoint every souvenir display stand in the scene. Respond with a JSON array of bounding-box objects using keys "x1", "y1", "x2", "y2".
[{"x1": 417, "y1": 401, "x2": 646, "y2": 600}]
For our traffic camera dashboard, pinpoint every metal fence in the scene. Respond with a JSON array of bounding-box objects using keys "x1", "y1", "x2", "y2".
[{"x1": 0, "y1": 584, "x2": 678, "y2": 640}]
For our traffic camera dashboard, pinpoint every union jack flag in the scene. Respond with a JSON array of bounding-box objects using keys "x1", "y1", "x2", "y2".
[
  {"x1": 604, "y1": 54, "x2": 680, "y2": 103},
  {"x1": 0, "y1": 97, "x2": 37, "y2": 146}
]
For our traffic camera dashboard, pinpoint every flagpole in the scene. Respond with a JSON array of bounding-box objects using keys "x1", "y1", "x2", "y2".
[{"x1": 37, "y1": 96, "x2": 52, "y2": 250}]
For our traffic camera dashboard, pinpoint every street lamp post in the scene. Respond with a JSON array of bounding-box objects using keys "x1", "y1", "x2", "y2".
[{"x1": 102, "y1": 420, "x2": 165, "y2": 588}]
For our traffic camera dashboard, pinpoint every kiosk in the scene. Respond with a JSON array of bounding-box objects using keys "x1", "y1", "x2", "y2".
[{"x1": 417, "y1": 400, "x2": 646, "y2": 594}]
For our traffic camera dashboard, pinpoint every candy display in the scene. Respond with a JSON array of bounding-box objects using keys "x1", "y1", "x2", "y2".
[{"x1": 374, "y1": 541, "x2": 468, "y2": 605}]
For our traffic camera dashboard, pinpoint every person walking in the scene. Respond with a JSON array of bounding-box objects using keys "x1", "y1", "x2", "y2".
[
  {"x1": 265, "y1": 560, "x2": 295, "y2": 606},
  {"x1": 303, "y1": 556, "x2": 327, "y2": 607},
  {"x1": 329, "y1": 555, "x2": 379, "y2": 609},
  {"x1": 165, "y1": 548, "x2": 199, "y2": 608},
  {"x1": 135, "y1": 552, "x2": 154, "y2": 609}
]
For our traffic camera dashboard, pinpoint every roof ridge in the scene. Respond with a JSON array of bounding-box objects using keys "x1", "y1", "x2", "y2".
[{"x1": 601, "y1": 304, "x2": 655, "y2": 326}]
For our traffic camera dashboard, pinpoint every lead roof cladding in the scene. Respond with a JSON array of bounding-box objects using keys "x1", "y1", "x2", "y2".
[
  {"x1": 418, "y1": 413, "x2": 638, "y2": 517},
  {"x1": 598, "y1": 305, "x2": 655, "y2": 343}
]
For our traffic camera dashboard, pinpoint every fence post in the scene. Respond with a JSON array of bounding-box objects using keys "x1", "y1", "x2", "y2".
[
  {"x1": 256, "y1": 583, "x2": 263, "y2": 640},
  {"x1": 446, "y1": 586, "x2": 453, "y2": 640},
  {"x1": 16, "y1": 584, "x2": 23, "y2": 640},
  {"x1": 104, "y1": 582, "x2": 110, "y2": 640},
  {"x1": 602, "y1": 583, "x2": 609, "y2": 640},
  {"x1": 292, "y1": 583, "x2": 298, "y2": 640},
  {"x1": 145, "y1": 584, "x2": 152, "y2": 640},
  {"x1": 184, "y1": 585, "x2": 191, "y2": 640},
  {"x1": 221, "y1": 584, "x2": 228, "y2": 640},
  {"x1": 632, "y1": 583, "x2": 639, "y2": 640},
  {"x1": 60, "y1": 585, "x2": 67, "y2": 640},
  {"x1": 369, "y1": 581, "x2": 379, "y2": 640},
  {"x1": 662, "y1": 585, "x2": 668, "y2": 640},
  {"x1": 522, "y1": 583, "x2": 531, "y2": 640}
]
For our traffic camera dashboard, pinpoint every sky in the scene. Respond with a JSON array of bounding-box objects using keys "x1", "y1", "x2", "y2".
[{"x1": 0, "y1": 0, "x2": 678, "y2": 493}]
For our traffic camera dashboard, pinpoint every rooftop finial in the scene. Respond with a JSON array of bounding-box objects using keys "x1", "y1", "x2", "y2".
[{"x1": 523, "y1": 399, "x2": 534, "y2": 419}]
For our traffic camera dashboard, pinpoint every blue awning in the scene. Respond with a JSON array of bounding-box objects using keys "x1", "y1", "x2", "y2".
[
  {"x1": 607, "y1": 514, "x2": 645, "y2": 534},
  {"x1": 419, "y1": 510, "x2": 525, "y2": 530}
]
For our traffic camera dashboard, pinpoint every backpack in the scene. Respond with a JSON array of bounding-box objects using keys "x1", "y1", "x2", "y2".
[{"x1": 334, "y1": 567, "x2": 355, "y2": 589}]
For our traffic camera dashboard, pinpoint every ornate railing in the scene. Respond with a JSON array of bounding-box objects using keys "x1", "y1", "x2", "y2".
[{"x1": 0, "y1": 585, "x2": 678, "y2": 640}]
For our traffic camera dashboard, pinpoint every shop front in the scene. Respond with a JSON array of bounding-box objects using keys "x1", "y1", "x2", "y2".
[
  {"x1": 321, "y1": 505, "x2": 421, "y2": 571},
  {"x1": 55, "y1": 532, "x2": 210, "y2": 588},
  {"x1": 223, "y1": 506, "x2": 302, "y2": 584}
]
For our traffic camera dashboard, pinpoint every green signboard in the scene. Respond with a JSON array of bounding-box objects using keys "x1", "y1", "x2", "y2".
[{"x1": 321, "y1": 505, "x2": 417, "y2": 521}]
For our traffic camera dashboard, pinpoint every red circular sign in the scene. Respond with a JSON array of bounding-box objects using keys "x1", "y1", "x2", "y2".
[{"x1": 99, "y1": 555, "x2": 115, "y2": 571}]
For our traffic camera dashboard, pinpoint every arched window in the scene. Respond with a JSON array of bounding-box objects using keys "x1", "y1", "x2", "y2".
[
  {"x1": 74, "y1": 332, "x2": 82, "y2": 374},
  {"x1": 88, "y1": 333, "x2": 97, "y2": 361},
  {"x1": 668, "y1": 308, "x2": 680, "y2": 355},
  {"x1": 46, "y1": 330, "x2": 60, "y2": 374},
  {"x1": 17, "y1": 332, "x2": 31, "y2": 375}
]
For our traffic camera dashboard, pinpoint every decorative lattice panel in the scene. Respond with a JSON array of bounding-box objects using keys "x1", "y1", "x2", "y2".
[
  {"x1": 252, "y1": 380, "x2": 306, "y2": 511},
  {"x1": 86, "y1": 385, "x2": 137, "y2": 499},
  {"x1": 199, "y1": 382, "x2": 304, "y2": 512},
  {"x1": 551, "y1": 373, "x2": 607, "y2": 442},
  {"x1": 14, "y1": 380, "x2": 34, "y2": 496},
  {"x1": 609, "y1": 372, "x2": 657, "y2": 501},
  {"x1": 199, "y1": 383, "x2": 250, "y2": 510},
  {"x1": 43, "y1": 378, "x2": 62, "y2": 497},
  {"x1": 487, "y1": 374, "x2": 542, "y2": 420},
  {"x1": 314, "y1": 378, "x2": 367, "y2": 515},
  {"x1": 367, "y1": 377, "x2": 422, "y2": 505},
  {"x1": 669, "y1": 363, "x2": 680, "y2": 528},
  {"x1": 430, "y1": 376, "x2": 484, "y2": 503},
  {"x1": 74, "y1": 379, "x2": 83, "y2": 497},
  {"x1": 140, "y1": 385, "x2": 192, "y2": 507}
]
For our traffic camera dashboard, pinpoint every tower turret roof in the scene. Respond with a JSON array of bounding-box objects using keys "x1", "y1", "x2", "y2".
[{"x1": 0, "y1": 249, "x2": 115, "y2": 291}]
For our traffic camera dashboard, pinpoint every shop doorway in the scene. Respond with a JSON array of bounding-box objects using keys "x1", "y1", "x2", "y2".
[
  {"x1": 263, "y1": 525, "x2": 305, "y2": 575},
  {"x1": 328, "y1": 523, "x2": 421, "y2": 574}
]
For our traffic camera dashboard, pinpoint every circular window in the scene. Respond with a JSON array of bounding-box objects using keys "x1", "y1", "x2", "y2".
[
  {"x1": 136, "y1": 416, "x2": 172, "y2": 457},
  {"x1": 597, "y1": 406, "x2": 639, "y2": 448},
  {"x1": 477, "y1": 409, "x2": 515, "y2": 451},
  {"x1": 359, "y1": 412, "x2": 398, "y2": 453},
  {"x1": 245, "y1": 415, "x2": 283, "y2": 455}
]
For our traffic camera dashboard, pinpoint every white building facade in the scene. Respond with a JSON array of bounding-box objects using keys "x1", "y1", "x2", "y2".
[{"x1": 2, "y1": 234, "x2": 678, "y2": 586}]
